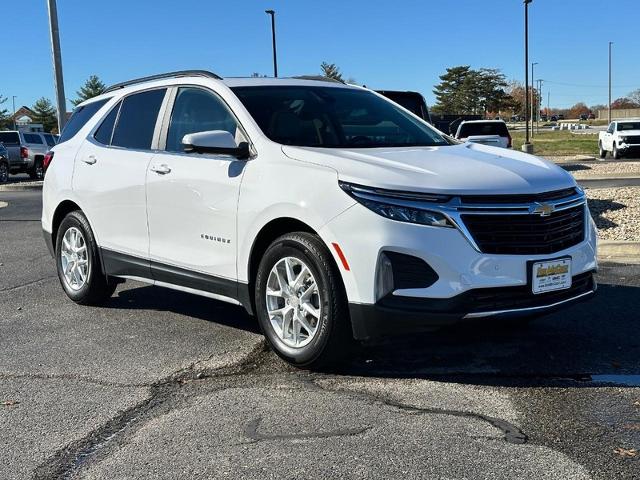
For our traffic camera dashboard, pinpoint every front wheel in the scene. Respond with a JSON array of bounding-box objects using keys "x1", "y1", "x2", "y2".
[
  {"x1": 254, "y1": 232, "x2": 352, "y2": 368},
  {"x1": 612, "y1": 144, "x2": 621, "y2": 160},
  {"x1": 55, "y1": 211, "x2": 117, "y2": 305},
  {"x1": 598, "y1": 142, "x2": 607, "y2": 159}
]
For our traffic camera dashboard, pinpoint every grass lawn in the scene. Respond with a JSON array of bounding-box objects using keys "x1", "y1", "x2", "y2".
[{"x1": 511, "y1": 130, "x2": 599, "y2": 156}]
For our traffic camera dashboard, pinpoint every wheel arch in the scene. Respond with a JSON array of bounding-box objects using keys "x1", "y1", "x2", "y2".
[
  {"x1": 243, "y1": 217, "x2": 345, "y2": 316},
  {"x1": 51, "y1": 200, "x2": 83, "y2": 250}
]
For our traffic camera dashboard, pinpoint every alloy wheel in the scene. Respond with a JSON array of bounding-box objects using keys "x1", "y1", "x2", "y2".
[
  {"x1": 60, "y1": 227, "x2": 90, "y2": 291},
  {"x1": 265, "y1": 256, "x2": 321, "y2": 348}
]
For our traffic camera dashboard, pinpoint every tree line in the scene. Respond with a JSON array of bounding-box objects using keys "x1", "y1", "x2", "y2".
[
  {"x1": 2, "y1": 66, "x2": 638, "y2": 133},
  {"x1": 0, "y1": 75, "x2": 106, "y2": 133},
  {"x1": 432, "y1": 65, "x2": 640, "y2": 118}
]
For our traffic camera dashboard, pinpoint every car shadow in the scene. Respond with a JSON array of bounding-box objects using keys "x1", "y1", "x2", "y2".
[
  {"x1": 333, "y1": 280, "x2": 640, "y2": 387},
  {"x1": 588, "y1": 198, "x2": 626, "y2": 230},
  {"x1": 103, "y1": 283, "x2": 260, "y2": 334},
  {"x1": 562, "y1": 164, "x2": 592, "y2": 172}
]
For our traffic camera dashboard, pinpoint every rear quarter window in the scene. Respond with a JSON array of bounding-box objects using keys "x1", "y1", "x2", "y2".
[{"x1": 59, "y1": 98, "x2": 110, "y2": 144}]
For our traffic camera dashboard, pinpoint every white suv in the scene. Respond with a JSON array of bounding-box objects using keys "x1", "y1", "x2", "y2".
[{"x1": 42, "y1": 71, "x2": 598, "y2": 367}]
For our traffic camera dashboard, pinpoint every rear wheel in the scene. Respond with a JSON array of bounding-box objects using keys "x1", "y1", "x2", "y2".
[
  {"x1": 55, "y1": 211, "x2": 117, "y2": 305},
  {"x1": 28, "y1": 158, "x2": 44, "y2": 180},
  {"x1": 254, "y1": 232, "x2": 351, "y2": 368},
  {"x1": 0, "y1": 161, "x2": 8, "y2": 183},
  {"x1": 598, "y1": 142, "x2": 607, "y2": 159}
]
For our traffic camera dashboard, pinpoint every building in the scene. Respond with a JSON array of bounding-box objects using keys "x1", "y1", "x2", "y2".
[
  {"x1": 597, "y1": 108, "x2": 640, "y2": 120},
  {"x1": 9, "y1": 106, "x2": 44, "y2": 132}
]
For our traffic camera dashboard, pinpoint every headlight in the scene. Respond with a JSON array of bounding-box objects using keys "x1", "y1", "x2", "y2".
[
  {"x1": 620, "y1": 136, "x2": 628, "y2": 143},
  {"x1": 339, "y1": 181, "x2": 455, "y2": 228}
]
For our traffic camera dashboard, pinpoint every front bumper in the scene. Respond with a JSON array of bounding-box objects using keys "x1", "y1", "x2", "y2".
[{"x1": 349, "y1": 271, "x2": 596, "y2": 339}]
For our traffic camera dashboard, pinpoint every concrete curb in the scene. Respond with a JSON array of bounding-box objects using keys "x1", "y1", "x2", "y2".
[
  {"x1": 0, "y1": 182, "x2": 43, "y2": 192},
  {"x1": 578, "y1": 177, "x2": 640, "y2": 188},
  {"x1": 598, "y1": 241, "x2": 640, "y2": 264}
]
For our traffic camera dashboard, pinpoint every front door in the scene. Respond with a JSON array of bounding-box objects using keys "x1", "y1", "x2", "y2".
[{"x1": 146, "y1": 86, "x2": 248, "y2": 293}]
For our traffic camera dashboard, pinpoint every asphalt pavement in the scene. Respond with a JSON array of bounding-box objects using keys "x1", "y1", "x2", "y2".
[{"x1": 1, "y1": 190, "x2": 639, "y2": 480}]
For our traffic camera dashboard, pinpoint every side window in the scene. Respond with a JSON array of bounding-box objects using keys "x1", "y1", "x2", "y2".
[
  {"x1": 165, "y1": 87, "x2": 242, "y2": 153},
  {"x1": 59, "y1": 99, "x2": 109, "y2": 144},
  {"x1": 24, "y1": 133, "x2": 44, "y2": 144},
  {"x1": 607, "y1": 123, "x2": 615, "y2": 134},
  {"x1": 94, "y1": 102, "x2": 121, "y2": 146},
  {"x1": 111, "y1": 89, "x2": 166, "y2": 150},
  {"x1": 43, "y1": 134, "x2": 56, "y2": 147}
]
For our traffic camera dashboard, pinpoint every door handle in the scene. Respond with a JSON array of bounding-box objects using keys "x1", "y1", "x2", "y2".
[
  {"x1": 150, "y1": 164, "x2": 171, "y2": 175},
  {"x1": 82, "y1": 155, "x2": 97, "y2": 165}
]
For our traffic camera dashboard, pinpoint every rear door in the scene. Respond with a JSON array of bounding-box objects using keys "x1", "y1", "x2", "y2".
[
  {"x1": 146, "y1": 86, "x2": 248, "y2": 289},
  {"x1": 73, "y1": 88, "x2": 168, "y2": 263}
]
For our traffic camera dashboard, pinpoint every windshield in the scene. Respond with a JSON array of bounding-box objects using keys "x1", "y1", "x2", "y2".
[
  {"x1": 232, "y1": 86, "x2": 448, "y2": 148},
  {"x1": 618, "y1": 122, "x2": 640, "y2": 131}
]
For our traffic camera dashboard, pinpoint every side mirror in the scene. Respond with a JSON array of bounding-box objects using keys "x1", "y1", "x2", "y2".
[{"x1": 182, "y1": 130, "x2": 250, "y2": 159}]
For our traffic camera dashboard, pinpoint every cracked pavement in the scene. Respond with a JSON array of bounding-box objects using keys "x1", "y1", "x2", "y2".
[{"x1": 1, "y1": 190, "x2": 639, "y2": 479}]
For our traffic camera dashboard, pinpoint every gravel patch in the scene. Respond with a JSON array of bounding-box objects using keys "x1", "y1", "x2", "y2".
[
  {"x1": 564, "y1": 161, "x2": 640, "y2": 179},
  {"x1": 587, "y1": 187, "x2": 640, "y2": 241}
]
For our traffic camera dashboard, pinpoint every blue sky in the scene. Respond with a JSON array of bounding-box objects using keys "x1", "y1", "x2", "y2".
[{"x1": 3, "y1": 0, "x2": 639, "y2": 113}]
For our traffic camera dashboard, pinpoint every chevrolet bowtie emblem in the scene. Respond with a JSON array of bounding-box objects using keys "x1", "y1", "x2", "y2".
[{"x1": 532, "y1": 202, "x2": 555, "y2": 217}]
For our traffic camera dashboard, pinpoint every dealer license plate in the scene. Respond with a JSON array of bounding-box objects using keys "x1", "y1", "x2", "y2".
[{"x1": 532, "y1": 258, "x2": 572, "y2": 294}]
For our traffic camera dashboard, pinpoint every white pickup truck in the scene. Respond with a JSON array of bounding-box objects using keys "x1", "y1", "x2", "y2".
[{"x1": 598, "y1": 119, "x2": 640, "y2": 159}]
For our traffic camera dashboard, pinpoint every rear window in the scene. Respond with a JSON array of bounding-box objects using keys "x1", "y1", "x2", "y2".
[
  {"x1": 111, "y1": 89, "x2": 166, "y2": 150},
  {"x1": 0, "y1": 132, "x2": 20, "y2": 145},
  {"x1": 59, "y1": 98, "x2": 110, "y2": 144},
  {"x1": 458, "y1": 122, "x2": 509, "y2": 137},
  {"x1": 23, "y1": 133, "x2": 44, "y2": 144}
]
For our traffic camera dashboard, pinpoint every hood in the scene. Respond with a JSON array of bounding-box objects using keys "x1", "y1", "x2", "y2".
[
  {"x1": 619, "y1": 129, "x2": 640, "y2": 137},
  {"x1": 282, "y1": 142, "x2": 576, "y2": 195}
]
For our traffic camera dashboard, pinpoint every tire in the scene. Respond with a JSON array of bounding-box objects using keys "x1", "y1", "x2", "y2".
[
  {"x1": 55, "y1": 210, "x2": 117, "y2": 305},
  {"x1": 612, "y1": 144, "x2": 621, "y2": 160},
  {"x1": 28, "y1": 158, "x2": 44, "y2": 180},
  {"x1": 0, "y1": 161, "x2": 8, "y2": 183},
  {"x1": 598, "y1": 142, "x2": 607, "y2": 159},
  {"x1": 254, "y1": 232, "x2": 352, "y2": 369}
]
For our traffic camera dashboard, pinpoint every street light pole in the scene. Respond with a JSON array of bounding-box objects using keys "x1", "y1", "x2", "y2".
[
  {"x1": 12, "y1": 96, "x2": 17, "y2": 130},
  {"x1": 523, "y1": 0, "x2": 533, "y2": 153},
  {"x1": 531, "y1": 62, "x2": 538, "y2": 137},
  {"x1": 608, "y1": 41, "x2": 613, "y2": 124},
  {"x1": 46, "y1": 0, "x2": 67, "y2": 132},
  {"x1": 265, "y1": 10, "x2": 278, "y2": 78}
]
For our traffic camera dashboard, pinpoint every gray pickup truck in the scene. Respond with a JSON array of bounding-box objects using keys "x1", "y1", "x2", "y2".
[{"x1": 0, "y1": 130, "x2": 54, "y2": 180}]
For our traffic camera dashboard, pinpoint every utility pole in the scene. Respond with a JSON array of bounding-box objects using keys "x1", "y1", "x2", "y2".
[
  {"x1": 547, "y1": 90, "x2": 550, "y2": 120},
  {"x1": 265, "y1": 10, "x2": 278, "y2": 78},
  {"x1": 531, "y1": 62, "x2": 538, "y2": 137},
  {"x1": 12, "y1": 96, "x2": 17, "y2": 130},
  {"x1": 46, "y1": 0, "x2": 67, "y2": 132},
  {"x1": 608, "y1": 41, "x2": 613, "y2": 124},
  {"x1": 523, "y1": 0, "x2": 533, "y2": 153},
  {"x1": 537, "y1": 79, "x2": 543, "y2": 133}
]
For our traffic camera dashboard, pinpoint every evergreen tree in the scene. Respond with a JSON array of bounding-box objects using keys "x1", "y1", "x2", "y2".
[
  {"x1": 0, "y1": 94, "x2": 10, "y2": 129},
  {"x1": 431, "y1": 66, "x2": 472, "y2": 114},
  {"x1": 320, "y1": 62, "x2": 344, "y2": 82},
  {"x1": 72, "y1": 75, "x2": 106, "y2": 106},
  {"x1": 31, "y1": 98, "x2": 57, "y2": 133}
]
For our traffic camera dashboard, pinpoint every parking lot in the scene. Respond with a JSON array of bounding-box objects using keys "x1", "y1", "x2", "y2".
[{"x1": 1, "y1": 189, "x2": 639, "y2": 479}]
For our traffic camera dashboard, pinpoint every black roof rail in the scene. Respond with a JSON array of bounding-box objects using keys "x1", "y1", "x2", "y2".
[
  {"x1": 291, "y1": 75, "x2": 345, "y2": 84},
  {"x1": 104, "y1": 70, "x2": 223, "y2": 93}
]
